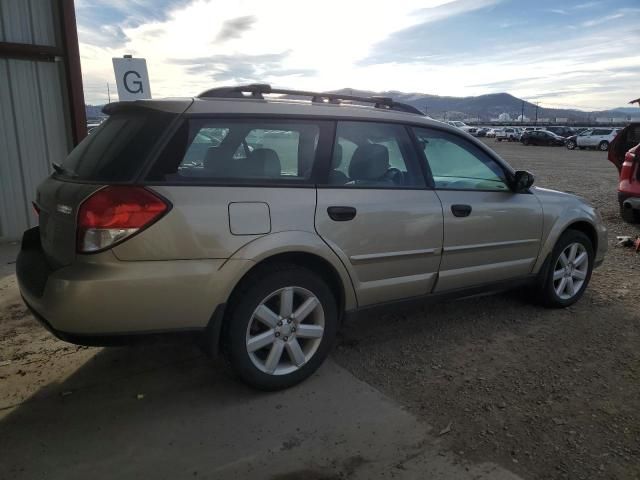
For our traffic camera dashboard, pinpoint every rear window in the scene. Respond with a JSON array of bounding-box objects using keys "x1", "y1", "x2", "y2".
[{"x1": 56, "y1": 110, "x2": 176, "y2": 181}]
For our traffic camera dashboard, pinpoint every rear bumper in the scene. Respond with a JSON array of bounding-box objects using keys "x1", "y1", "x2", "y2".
[{"x1": 17, "y1": 227, "x2": 251, "y2": 339}]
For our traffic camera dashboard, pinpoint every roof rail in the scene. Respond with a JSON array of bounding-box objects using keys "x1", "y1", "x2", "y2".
[{"x1": 197, "y1": 84, "x2": 424, "y2": 116}]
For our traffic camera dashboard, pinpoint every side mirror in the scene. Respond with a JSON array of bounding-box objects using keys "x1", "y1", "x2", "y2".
[{"x1": 513, "y1": 170, "x2": 535, "y2": 192}]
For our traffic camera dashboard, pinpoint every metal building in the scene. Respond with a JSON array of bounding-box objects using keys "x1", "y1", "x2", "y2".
[{"x1": 0, "y1": 0, "x2": 86, "y2": 241}]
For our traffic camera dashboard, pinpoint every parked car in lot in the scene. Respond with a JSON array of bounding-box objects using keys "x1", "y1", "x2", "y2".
[
  {"x1": 17, "y1": 84, "x2": 607, "y2": 390},
  {"x1": 521, "y1": 130, "x2": 566, "y2": 146},
  {"x1": 496, "y1": 127, "x2": 519, "y2": 142},
  {"x1": 608, "y1": 123, "x2": 640, "y2": 222},
  {"x1": 565, "y1": 134, "x2": 579, "y2": 150},
  {"x1": 486, "y1": 128, "x2": 498, "y2": 138},
  {"x1": 573, "y1": 128, "x2": 621, "y2": 151},
  {"x1": 546, "y1": 126, "x2": 576, "y2": 138},
  {"x1": 446, "y1": 120, "x2": 477, "y2": 134},
  {"x1": 474, "y1": 127, "x2": 489, "y2": 137}
]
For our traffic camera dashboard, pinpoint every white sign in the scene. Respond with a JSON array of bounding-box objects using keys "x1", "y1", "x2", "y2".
[{"x1": 112, "y1": 57, "x2": 152, "y2": 101}]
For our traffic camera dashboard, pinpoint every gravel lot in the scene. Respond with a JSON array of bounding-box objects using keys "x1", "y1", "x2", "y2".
[
  {"x1": 1, "y1": 139, "x2": 638, "y2": 479},
  {"x1": 334, "y1": 139, "x2": 640, "y2": 479}
]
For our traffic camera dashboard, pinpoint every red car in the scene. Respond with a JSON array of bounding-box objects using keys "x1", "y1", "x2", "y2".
[{"x1": 609, "y1": 122, "x2": 640, "y2": 222}]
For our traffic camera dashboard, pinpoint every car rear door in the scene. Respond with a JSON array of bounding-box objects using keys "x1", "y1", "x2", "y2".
[
  {"x1": 411, "y1": 127, "x2": 543, "y2": 291},
  {"x1": 314, "y1": 121, "x2": 443, "y2": 307}
]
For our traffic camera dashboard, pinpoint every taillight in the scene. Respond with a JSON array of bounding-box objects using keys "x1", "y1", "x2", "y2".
[{"x1": 77, "y1": 186, "x2": 169, "y2": 253}]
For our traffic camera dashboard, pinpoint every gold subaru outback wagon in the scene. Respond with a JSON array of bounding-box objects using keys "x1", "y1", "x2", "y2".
[{"x1": 17, "y1": 85, "x2": 607, "y2": 390}]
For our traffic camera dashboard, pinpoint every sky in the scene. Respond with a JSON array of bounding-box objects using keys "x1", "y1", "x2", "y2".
[{"x1": 76, "y1": 0, "x2": 640, "y2": 110}]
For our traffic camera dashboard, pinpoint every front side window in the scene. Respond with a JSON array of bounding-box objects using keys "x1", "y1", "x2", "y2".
[
  {"x1": 326, "y1": 122, "x2": 425, "y2": 188},
  {"x1": 412, "y1": 127, "x2": 510, "y2": 191},
  {"x1": 148, "y1": 119, "x2": 321, "y2": 182}
]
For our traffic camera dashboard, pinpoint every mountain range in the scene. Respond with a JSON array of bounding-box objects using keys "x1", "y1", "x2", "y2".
[
  {"x1": 330, "y1": 89, "x2": 639, "y2": 122},
  {"x1": 85, "y1": 89, "x2": 639, "y2": 122}
]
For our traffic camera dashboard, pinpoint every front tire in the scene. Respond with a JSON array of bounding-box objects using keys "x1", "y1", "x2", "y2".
[
  {"x1": 566, "y1": 140, "x2": 576, "y2": 150},
  {"x1": 537, "y1": 230, "x2": 594, "y2": 308},
  {"x1": 599, "y1": 141, "x2": 610, "y2": 151},
  {"x1": 222, "y1": 265, "x2": 338, "y2": 390}
]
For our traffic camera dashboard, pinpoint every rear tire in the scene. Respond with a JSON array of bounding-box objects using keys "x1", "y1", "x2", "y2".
[
  {"x1": 599, "y1": 141, "x2": 610, "y2": 151},
  {"x1": 523, "y1": 138, "x2": 530, "y2": 145},
  {"x1": 566, "y1": 140, "x2": 576, "y2": 150},
  {"x1": 536, "y1": 230, "x2": 594, "y2": 308},
  {"x1": 222, "y1": 264, "x2": 338, "y2": 390}
]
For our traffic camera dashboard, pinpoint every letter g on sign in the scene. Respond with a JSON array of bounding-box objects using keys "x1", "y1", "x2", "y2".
[{"x1": 123, "y1": 71, "x2": 143, "y2": 94}]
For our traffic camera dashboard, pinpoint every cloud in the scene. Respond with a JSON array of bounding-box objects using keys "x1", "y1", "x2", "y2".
[
  {"x1": 413, "y1": 0, "x2": 503, "y2": 22},
  {"x1": 581, "y1": 12, "x2": 624, "y2": 27},
  {"x1": 573, "y1": 1, "x2": 602, "y2": 9},
  {"x1": 76, "y1": 0, "x2": 640, "y2": 110},
  {"x1": 170, "y1": 52, "x2": 316, "y2": 82},
  {"x1": 75, "y1": 0, "x2": 195, "y2": 47},
  {"x1": 215, "y1": 15, "x2": 256, "y2": 42}
]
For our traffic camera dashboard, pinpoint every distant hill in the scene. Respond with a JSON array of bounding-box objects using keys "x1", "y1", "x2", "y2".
[
  {"x1": 85, "y1": 90, "x2": 640, "y2": 123},
  {"x1": 330, "y1": 88, "x2": 638, "y2": 122}
]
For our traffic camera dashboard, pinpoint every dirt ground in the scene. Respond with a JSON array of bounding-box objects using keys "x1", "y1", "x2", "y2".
[
  {"x1": 334, "y1": 139, "x2": 640, "y2": 479},
  {"x1": 1, "y1": 139, "x2": 639, "y2": 479}
]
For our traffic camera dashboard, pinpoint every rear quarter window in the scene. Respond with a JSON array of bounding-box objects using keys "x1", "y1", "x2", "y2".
[
  {"x1": 57, "y1": 110, "x2": 176, "y2": 182},
  {"x1": 147, "y1": 118, "x2": 324, "y2": 184}
]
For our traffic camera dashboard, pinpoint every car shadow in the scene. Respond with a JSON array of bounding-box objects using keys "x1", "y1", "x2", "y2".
[{"x1": 0, "y1": 336, "x2": 264, "y2": 478}]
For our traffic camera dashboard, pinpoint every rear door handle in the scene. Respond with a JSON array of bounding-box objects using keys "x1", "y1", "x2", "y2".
[
  {"x1": 327, "y1": 206, "x2": 357, "y2": 221},
  {"x1": 451, "y1": 204, "x2": 472, "y2": 217}
]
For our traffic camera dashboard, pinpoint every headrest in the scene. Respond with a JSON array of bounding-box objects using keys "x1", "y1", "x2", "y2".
[
  {"x1": 348, "y1": 144, "x2": 389, "y2": 181},
  {"x1": 248, "y1": 148, "x2": 281, "y2": 177}
]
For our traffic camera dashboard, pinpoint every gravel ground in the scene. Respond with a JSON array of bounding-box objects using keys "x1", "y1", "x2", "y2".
[{"x1": 334, "y1": 139, "x2": 640, "y2": 480}]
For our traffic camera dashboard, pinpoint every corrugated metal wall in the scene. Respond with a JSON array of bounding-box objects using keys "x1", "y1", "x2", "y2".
[{"x1": 0, "y1": 0, "x2": 73, "y2": 241}]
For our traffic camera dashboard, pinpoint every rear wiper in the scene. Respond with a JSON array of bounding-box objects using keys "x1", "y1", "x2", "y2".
[{"x1": 52, "y1": 162, "x2": 77, "y2": 178}]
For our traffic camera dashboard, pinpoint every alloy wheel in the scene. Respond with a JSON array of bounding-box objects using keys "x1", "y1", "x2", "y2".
[
  {"x1": 245, "y1": 286, "x2": 325, "y2": 376},
  {"x1": 553, "y1": 242, "x2": 589, "y2": 300}
]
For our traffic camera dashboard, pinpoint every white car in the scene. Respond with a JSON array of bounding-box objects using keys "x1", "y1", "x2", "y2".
[
  {"x1": 447, "y1": 121, "x2": 476, "y2": 134},
  {"x1": 576, "y1": 128, "x2": 621, "y2": 151},
  {"x1": 496, "y1": 127, "x2": 519, "y2": 142}
]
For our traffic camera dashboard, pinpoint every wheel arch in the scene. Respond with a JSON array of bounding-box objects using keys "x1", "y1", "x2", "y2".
[
  {"x1": 565, "y1": 220, "x2": 598, "y2": 252},
  {"x1": 532, "y1": 213, "x2": 601, "y2": 275},
  {"x1": 228, "y1": 251, "x2": 349, "y2": 317},
  {"x1": 204, "y1": 232, "x2": 357, "y2": 357}
]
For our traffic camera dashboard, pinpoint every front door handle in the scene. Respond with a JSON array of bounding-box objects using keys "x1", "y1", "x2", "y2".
[
  {"x1": 451, "y1": 204, "x2": 472, "y2": 217},
  {"x1": 328, "y1": 206, "x2": 357, "y2": 221}
]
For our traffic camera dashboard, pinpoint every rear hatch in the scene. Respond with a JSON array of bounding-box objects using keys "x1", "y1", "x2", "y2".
[{"x1": 35, "y1": 100, "x2": 190, "y2": 268}]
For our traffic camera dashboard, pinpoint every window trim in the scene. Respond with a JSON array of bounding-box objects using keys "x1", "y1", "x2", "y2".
[
  {"x1": 411, "y1": 126, "x2": 517, "y2": 193},
  {"x1": 139, "y1": 113, "x2": 516, "y2": 190}
]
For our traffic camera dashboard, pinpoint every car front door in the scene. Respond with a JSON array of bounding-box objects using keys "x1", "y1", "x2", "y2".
[
  {"x1": 576, "y1": 130, "x2": 592, "y2": 147},
  {"x1": 412, "y1": 127, "x2": 543, "y2": 292},
  {"x1": 315, "y1": 121, "x2": 444, "y2": 307}
]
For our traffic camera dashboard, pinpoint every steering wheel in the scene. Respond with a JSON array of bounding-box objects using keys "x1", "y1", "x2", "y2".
[{"x1": 384, "y1": 167, "x2": 405, "y2": 186}]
